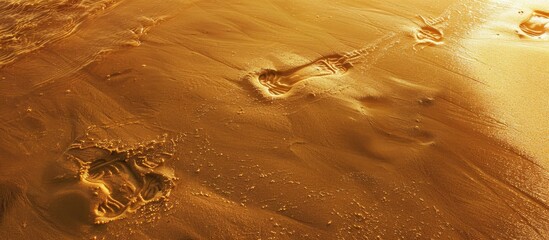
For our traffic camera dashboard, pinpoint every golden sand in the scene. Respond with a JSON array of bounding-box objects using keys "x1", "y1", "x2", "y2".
[{"x1": 0, "y1": 0, "x2": 548, "y2": 239}]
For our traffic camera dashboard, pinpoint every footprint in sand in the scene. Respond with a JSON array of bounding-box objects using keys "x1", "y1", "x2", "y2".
[
  {"x1": 413, "y1": 15, "x2": 445, "y2": 49},
  {"x1": 519, "y1": 10, "x2": 549, "y2": 39},
  {"x1": 248, "y1": 34, "x2": 400, "y2": 98},
  {"x1": 56, "y1": 134, "x2": 177, "y2": 224}
]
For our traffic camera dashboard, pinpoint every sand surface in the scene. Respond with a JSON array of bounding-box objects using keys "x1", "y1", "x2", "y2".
[{"x1": 1, "y1": 0, "x2": 548, "y2": 239}]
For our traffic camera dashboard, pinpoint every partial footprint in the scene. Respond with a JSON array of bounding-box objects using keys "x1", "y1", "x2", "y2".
[
  {"x1": 519, "y1": 10, "x2": 549, "y2": 39},
  {"x1": 413, "y1": 15, "x2": 445, "y2": 49},
  {"x1": 85, "y1": 152, "x2": 128, "y2": 180},
  {"x1": 248, "y1": 33, "x2": 400, "y2": 98},
  {"x1": 60, "y1": 134, "x2": 177, "y2": 224},
  {"x1": 140, "y1": 173, "x2": 171, "y2": 201}
]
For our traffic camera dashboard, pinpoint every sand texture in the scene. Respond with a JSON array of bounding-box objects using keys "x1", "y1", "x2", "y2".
[{"x1": 0, "y1": 0, "x2": 548, "y2": 239}]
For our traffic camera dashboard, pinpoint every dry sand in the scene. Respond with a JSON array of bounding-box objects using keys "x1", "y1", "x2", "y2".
[{"x1": 0, "y1": 0, "x2": 548, "y2": 239}]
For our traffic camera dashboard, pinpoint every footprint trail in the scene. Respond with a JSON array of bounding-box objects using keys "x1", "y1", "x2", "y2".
[{"x1": 248, "y1": 33, "x2": 400, "y2": 98}]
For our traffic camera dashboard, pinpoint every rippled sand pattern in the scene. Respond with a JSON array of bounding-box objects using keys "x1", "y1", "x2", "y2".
[{"x1": 0, "y1": 0, "x2": 122, "y2": 67}]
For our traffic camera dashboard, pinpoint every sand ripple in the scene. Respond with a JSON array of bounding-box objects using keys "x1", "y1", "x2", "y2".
[{"x1": 0, "y1": 0, "x2": 123, "y2": 67}]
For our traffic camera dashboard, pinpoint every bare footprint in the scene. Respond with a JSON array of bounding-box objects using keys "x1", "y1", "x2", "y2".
[
  {"x1": 254, "y1": 54, "x2": 353, "y2": 96},
  {"x1": 248, "y1": 33, "x2": 400, "y2": 98},
  {"x1": 58, "y1": 134, "x2": 177, "y2": 224},
  {"x1": 413, "y1": 15, "x2": 445, "y2": 49},
  {"x1": 519, "y1": 10, "x2": 549, "y2": 39}
]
